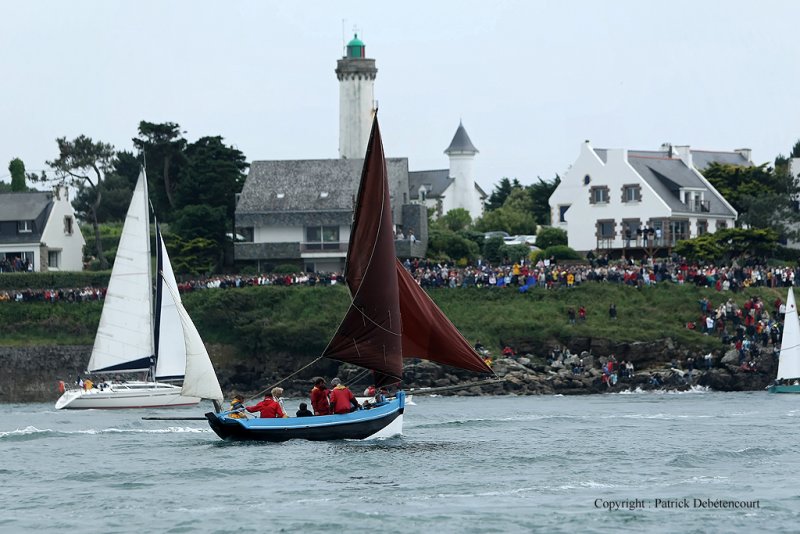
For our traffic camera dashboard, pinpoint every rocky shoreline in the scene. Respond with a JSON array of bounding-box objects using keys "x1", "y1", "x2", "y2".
[{"x1": 0, "y1": 341, "x2": 776, "y2": 403}]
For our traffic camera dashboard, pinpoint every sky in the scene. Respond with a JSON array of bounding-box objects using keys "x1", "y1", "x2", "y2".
[{"x1": 1, "y1": 0, "x2": 799, "y2": 194}]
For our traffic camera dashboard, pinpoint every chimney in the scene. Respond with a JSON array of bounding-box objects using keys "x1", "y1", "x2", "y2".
[
  {"x1": 674, "y1": 145, "x2": 693, "y2": 168},
  {"x1": 660, "y1": 142, "x2": 673, "y2": 158},
  {"x1": 734, "y1": 148, "x2": 752, "y2": 162}
]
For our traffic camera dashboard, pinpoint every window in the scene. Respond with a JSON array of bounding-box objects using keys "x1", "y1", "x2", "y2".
[
  {"x1": 559, "y1": 205, "x2": 571, "y2": 223},
  {"x1": 597, "y1": 220, "x2": 615, "y2": 238},
  {"x1": 48, "y1": 250, "x2": 61, "y2": 269},
  {"x1": 622, "y1": 185, "x2": 641, "y2": 203},
  {"x1": 305, "y1": 225, "x2": 340, "y2": 250},
  {"x1": 64, "y1": 216, "x2": 74, "y2": 235},
  {"x1": 584, "y1": 174, "x2": 591, "y2": 185},
  {"x1": 697, "y1": 220, "x2": 708, "y2": 236},
  {"x1": 17, "y1": 220, "x2": 32, "y2": 233},
  {"x1": 717, "y1": 220, "x2": 728, "y2": 231},
  {"x1": 590, "y1": 186, "x2": 609, "y2": 204}
]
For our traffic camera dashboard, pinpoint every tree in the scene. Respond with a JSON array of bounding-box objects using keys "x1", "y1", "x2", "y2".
[
  {"x1": 174, "y1": 136, "x2": 248, "y2": 220},
  {"x1": 8, "y1": 158, "x2": 26, "y2": 192},
  {"x1": 526, "y1": 175, "x2": 560, "y2": 225},
  {"x1": 703, "y1": 162, "x2": 800, "y2": 239},
  {"x1": 484, "y1": 177, "x2": 521, "y2": 211},
  {"x1": 674, "y1": 228, "x2": 778, "y2": 263},
  {"x1": 438, "y1": 208, "x2": 472, "y2": 232},
  {"x1": 170, "y1": 204, "x2": 229, "y2": 270},
  {"x1": 133, "y1": 121, "x2": 187, "y2": 215},
  {"x1": 427, "y1": 227, "x2": 479, "y2": 262},
  {"x1": 43, "y1": 135, "x2": 116, "y2": 268},
  {"x1": 474, "y1": 188, "x2": 538, "y2": 235},
  {"x1": 536, "y1": 226, "x2": 568, "y2": 249}
]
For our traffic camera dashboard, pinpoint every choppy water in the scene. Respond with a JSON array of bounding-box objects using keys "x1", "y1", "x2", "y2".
[{"x1": 2, "y1": 390, "x2": 798, "y2": 533}]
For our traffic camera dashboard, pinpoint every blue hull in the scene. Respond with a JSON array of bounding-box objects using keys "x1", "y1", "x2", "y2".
[
  {"x1": 206, "y1": 391, "x2": 405, "y2": 442},
  {"x1": 768, "y1": 384, "x2": 800, "y2": 394}
]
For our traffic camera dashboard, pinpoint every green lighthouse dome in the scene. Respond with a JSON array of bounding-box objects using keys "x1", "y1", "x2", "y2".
[{"x1": 346, "y1": 33, "x2": 365, "y2": 58}]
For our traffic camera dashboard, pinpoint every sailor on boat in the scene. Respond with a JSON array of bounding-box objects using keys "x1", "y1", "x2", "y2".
[
  {"x1": 310, "y1": 377, "x2": 331, "y2": 415},
  {"x1": 329, "y1": 378, "x2": 360, "y2": 414},
  {"x1": 246, "y1": 388, "x2": 288, "y2": 418}
]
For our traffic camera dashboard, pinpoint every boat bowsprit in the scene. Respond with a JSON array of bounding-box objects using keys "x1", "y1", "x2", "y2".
[{"x1": 206, "y1": 392, "x2": 405, "y2": 441}]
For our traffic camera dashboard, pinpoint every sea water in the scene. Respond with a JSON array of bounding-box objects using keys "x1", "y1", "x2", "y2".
[{"x1": 1, "y1": 391, "x2": 797, "y2": 533}]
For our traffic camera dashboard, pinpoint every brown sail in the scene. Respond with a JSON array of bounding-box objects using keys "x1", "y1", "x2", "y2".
[
  {"x1": 321, "y1": 116, "x2": 404, "y2": 383},
  {"x1": 396, "y1": 260, "x2": 494, "y2": 374}
]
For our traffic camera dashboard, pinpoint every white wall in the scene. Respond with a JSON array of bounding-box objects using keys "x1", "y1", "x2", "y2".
[
  {"x1": 40, "y1": 188, "x2": 85, "y2": 271},
  {"x1": 447, "y1": 153, "x2": 482, "y2": 221},
  {"x1": 254, "y1": 225, "x2": 302, "y2": 243},
  {"x1": 549, "y1": 142, "x2": 671, "y2": 251},
  {"x1": 339, "y1": 76, "x2": 374, "y2": 160}
]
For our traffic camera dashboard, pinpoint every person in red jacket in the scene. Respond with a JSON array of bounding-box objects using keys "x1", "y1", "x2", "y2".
[
  {"x1": 310, "y1": 377, "x2": 330, "y2": 416},
  {"x1": 246, "y1": 387, "x2": 287, "y2": 418},
  {"x1": 329, "y1": 378, "x2": 360, "y2": 414}
]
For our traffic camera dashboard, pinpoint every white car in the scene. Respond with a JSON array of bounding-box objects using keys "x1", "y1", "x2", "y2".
[{"x1": 503, "y1": 235, "x2": 537, "y2": 246}]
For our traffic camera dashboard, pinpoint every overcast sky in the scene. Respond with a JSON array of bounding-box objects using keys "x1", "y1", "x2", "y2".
[{"x1": 2, "y1": 0, "x2": 798, "y2": 194}]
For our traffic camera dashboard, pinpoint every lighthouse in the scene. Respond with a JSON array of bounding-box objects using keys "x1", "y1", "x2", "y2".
[{"x1": 335, "y1": 33, "x2": 377, "y2": 159}]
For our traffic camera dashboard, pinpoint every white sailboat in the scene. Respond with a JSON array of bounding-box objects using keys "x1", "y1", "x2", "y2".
[
  {"x1": 769, "y1": 287, "x2": 800, "y2": 393},
  {"x1": 55, "y1": 170, "x2": 206, "y2": 409}
]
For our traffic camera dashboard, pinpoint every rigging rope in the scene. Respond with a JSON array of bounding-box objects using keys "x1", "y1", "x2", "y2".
[{"x1": 245, "y1": 355, "x2": 325, "y2": 404}]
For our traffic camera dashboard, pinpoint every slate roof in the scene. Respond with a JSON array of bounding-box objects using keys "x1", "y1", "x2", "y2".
[
  {"x1": 237, "y1": 158, "x2": 410, "y2": 213},
  {"x1": 626, "y1": 155, "x2": 735, "y2": 217},
  {"x1": 444, "y1": 122, "x2": 479, "y2": 155},
  {"x1": 691, "y1": 150, "x2": 751, "y2": 170},
  {"x1": 0, "y1": 190, "x2": 54, "y2": 244},
  {"x1": 408, "y1": 169, "x2": 452, "y2": 199}
]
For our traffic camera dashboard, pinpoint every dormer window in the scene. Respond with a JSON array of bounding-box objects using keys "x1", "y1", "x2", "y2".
[
  {"x1": 276, "y1": 193, "x2": 285, "y2": 199},
  {"x1": 17, "y1": 220, "x2": 33, "y2": 233}
]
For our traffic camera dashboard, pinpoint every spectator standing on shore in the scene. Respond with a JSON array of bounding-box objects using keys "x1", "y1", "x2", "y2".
[
  {"x1": 609, "y1": 303, "x2": 617, "y2": 320},
  {"x1": 568, "y1": 307, "x2": 576, "y2": 324},
  {"x1": 578, "y1": 306, "x2": 587, "y2": 322}
]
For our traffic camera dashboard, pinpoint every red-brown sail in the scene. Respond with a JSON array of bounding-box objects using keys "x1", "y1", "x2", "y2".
[
  {"x1": 321, "y1": 116, "x2": 404, "y2": 383},
  {"x1": 396, "y1": 260, "x2": 494, "y2": 374}
]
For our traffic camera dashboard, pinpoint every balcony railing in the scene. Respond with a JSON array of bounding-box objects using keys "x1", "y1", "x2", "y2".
[
  {"x1": 300, "y1": 241, "x2": 348, "y2": 252},
  {"x1": 683, "y1": 199, "x2": 710, "y2": 213}
]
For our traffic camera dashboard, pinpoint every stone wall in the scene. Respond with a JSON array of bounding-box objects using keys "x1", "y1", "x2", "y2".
[{"x1": 0, "y1": 346, "x2": 90, "y2": 402}]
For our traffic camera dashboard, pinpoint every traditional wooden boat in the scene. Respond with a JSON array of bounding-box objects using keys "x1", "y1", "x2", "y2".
[{"x1": 200, "y1": 115, "x2": 492, "y2": 441}]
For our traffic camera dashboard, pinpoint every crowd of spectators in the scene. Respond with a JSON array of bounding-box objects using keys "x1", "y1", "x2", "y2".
[{"x1": 2, "y1": 256, "x2": 799, "y2": 305}]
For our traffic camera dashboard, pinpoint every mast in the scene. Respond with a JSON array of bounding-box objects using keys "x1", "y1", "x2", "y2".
[
  {"x1": 152, "y1": 220, "x2": 164, "y2": 379},
  {"x1": 144, "y1": 171, "x2": 156, "y2": 382}
]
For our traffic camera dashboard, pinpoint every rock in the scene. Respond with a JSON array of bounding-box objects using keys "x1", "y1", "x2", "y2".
[{"x1": 721, "y1": 349, "x2": 740, "y2": 365}]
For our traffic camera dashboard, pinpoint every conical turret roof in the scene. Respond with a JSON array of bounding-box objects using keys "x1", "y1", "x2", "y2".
[{"x1": 444, "y1": 121, "x2": 479, "y2": 155}]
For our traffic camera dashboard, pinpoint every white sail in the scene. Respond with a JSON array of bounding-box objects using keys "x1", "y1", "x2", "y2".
[
  {"x1": 160, "y1": 279, "x2": 223, "y2": 401},
  {"x1": 87, "y1": 170, "x2": 154, "y2": 373},
  {"x1": 777, "y1": 288, "x2": 800, "y2": 380},
  {"x1": 154, "y1": 233, "x2": 188, "y2": 381}
]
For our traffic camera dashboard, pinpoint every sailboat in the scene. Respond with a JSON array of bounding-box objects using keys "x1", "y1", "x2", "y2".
[
  {"x1": 768, "y1": 287, "x2": 800, "y2": 393},
  {"x1": 203, "y1": 115, "x2": 492, "y2": 441},
  {"x1": 55, "y1": 170, "x2": 204, "y2": 409}
]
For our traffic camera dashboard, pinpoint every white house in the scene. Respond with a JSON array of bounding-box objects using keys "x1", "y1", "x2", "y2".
[
  {"x1": 549, "y1": 142, "x2": 744, "y2": 253},
  {"x1": 408, "y1": 121, "x2": 487, "y2": 221},
  {"x1": 0, "y1": 187, "x2": 86, "y2": 271}
]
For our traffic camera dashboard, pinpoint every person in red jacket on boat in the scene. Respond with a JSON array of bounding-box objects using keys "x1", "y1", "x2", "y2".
[
  {"x1": 246, "y1": 387, "x2": 288, "y2": 418},
  {"x1": 328, "y1": 378, "x2": 360, "y2": 414},
  {"x1": 310, "y1": 377, "x2": 331, "y2": 416}
]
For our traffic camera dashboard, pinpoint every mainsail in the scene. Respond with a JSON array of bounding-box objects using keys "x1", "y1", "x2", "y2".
[
  {"x1": 87, "y1": 170, "x2": 154, "y2": 373},
  {"x1": 321, "y1": 116, "x2": 404, "y2": 384},
  {"x1": 321, "y1": 115, "x2": 493, "y2": 384},
  {"x1": 777, "y1": 287, "x2": 800, "y2": 380}
]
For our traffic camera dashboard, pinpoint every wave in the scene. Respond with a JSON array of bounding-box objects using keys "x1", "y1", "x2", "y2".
[
  {"x1": 0, "y1": 425, "x2": 210, "y2": 441},
  {"x1": 616, "y1": 385, "x2": 710, "y2": 395}
]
